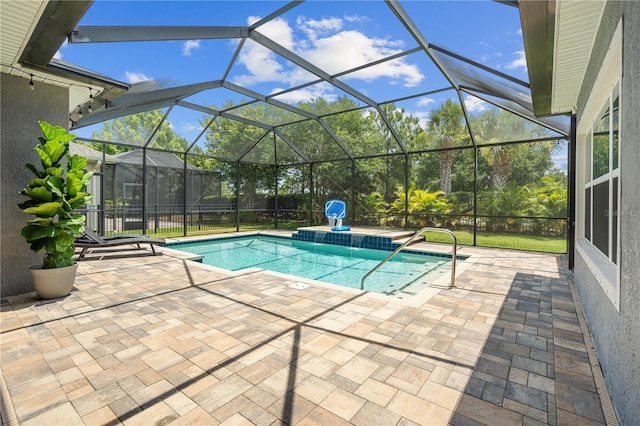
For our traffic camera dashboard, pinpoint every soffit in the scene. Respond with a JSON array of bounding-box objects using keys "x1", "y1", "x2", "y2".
[
  {"x1": 520, "y1": 0, "x2": 605, "y2": 117},
  {"x1": 0, "y1": 1, "x2": 47, "y2": 67},
  {"x1": 0, "y1": 0, "x2": 128, "y2": 116},
  {"x1": 551, "y1": 0, "x2": 606, "y2": 114}
]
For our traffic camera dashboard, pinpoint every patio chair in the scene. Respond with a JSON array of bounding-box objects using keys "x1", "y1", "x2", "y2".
[{"x1": 75, "y1": 228, "x2": 166, "y2": 258}]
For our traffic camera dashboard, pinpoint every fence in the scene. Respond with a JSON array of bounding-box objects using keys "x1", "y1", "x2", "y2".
[{"x1": 79, "y1": 202, "x2": 567, "y2": 253}]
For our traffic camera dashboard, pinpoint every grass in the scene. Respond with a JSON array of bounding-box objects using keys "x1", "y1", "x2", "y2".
[{"x1": 421, "y1": 230, "x2": 567, "y2": 253}]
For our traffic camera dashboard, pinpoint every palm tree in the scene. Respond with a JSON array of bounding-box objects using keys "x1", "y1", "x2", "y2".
[
  {"x1": 474, "y1": 107, "x2": 557, "y2": 190},
  {"x1": 428, "y1": 99, "x2": 465, "y2": 194},
  {"x1": 475, "y1": 108, "x2": 510, "y2": 190},
  {"x1": 487, "y1": 145, "x2": 510, "y2": 190}
]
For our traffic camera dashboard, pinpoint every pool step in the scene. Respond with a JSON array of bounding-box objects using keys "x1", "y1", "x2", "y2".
[{"x1": 393, "y1": 235, "x2": 426, "y2": 245}]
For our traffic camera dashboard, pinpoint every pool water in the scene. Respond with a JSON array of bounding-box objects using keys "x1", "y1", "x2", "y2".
[{"x1": 171, "y1": 236, "x2": 454, "y2": 296}]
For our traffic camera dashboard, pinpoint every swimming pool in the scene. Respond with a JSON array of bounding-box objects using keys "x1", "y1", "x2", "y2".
[{"x1": 169, "y1": 235, "x2": 459, "y2": 298}]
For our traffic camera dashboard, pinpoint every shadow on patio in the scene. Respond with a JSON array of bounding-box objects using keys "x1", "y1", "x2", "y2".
[
  {"x1": 0, "y1": 245, "x2": 613, "y2": 425},
  {"x1": 451, "y1": 267, "x2": 609, "y2": 425}
]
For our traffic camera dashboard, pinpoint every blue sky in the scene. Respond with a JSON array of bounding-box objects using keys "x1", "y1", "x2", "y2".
[
  {"x1": 57, "y1": 0, "x2": 566, "y2": 163},
  {"x1": 60, "y1": 1, "x2": 526, "y2": 89}
]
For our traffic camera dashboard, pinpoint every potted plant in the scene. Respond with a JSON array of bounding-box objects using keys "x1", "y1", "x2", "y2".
[{"x1": 18, "y1": 121, "x2": 93, "y2": 299}]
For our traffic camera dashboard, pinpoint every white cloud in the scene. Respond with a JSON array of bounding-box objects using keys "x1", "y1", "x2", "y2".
[
  {"x1": 180, "y1": 122, "x2": 201, "y2": 133},
  {"x1": 233, "y1": 41, "x2": 294, "y2": 86},
  {"x1": 297, "y1": 16, "x2": 343, "y2": 42},
  {"x1": 233, "y1": 17, "x2": 310, "y2": 86},
  {"x1": 464, "y1": 96, "x2": 489, "y2": 113},
  {"x1": 298, "y1": 29, "x2": 411, "y2": 76},
  {"x1": 182, "y1": 40, "x2": 201, "y2": 56},
  {"x1": 505, "y1": 50, "x2": 527, "y2": 72},
  {"x1": 417, "y1": 98, "x2": 435, "y2": 107},
  {"x1": 270, "y1": 82, "x2": 338, "y2": 104},
  {"x1": 553, "y1": 154, "x2": 568, "y2": 171},
  {"x1": 337, "y1": 54, "x2": 423, "y2": 87},
  {"x1": 232, "y1": 15, "x2": 423, "y2": 97},
  {"x1": 343, "y1": 14, "x2": 370, "y2": 25},
  {"x1": 249, "y1": 15, "x2": 295, "y2": 49},
  {"x1": 125, "y1": 71, "x2": 151, "y2": 83},
  {"x1": 53, "y1": 39, "x2": 68, "y2": 60}
]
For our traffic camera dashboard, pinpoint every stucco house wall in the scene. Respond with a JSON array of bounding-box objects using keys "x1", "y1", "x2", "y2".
[
  {"x1": 1, "y1": 73, "x2": 70, "y2": 298},
  {"x1": 573, "y1": 2, "x2": 640, "y2": 424}
]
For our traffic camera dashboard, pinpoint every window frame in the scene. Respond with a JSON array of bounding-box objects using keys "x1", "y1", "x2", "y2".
[{"x1": 576, "y1": 20, "x2": 621, "y2": 310}]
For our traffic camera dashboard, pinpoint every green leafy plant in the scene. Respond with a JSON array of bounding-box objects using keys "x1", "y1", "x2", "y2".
[{"x1": 18, "y1": 121, "x2": 93, "y2": 269}]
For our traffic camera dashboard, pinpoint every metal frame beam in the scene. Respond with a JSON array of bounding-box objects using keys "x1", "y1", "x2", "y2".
[
  {"x1": 461, "y1": 88, "x2": 569, "y2": 136},
  {"x1": 223, "y1": 81, "x2": 318, "y2": 120},
  {"x1": 518, "y1": 0, "x2": 556, "y2": 117},
  {"x1": 273, "y1": 129, "x2": 311, "y2": 164},
  {"x1": 385, "y1": 0, "x2": 459, "y2": 90},
  {"x1": 430, "y1": 43, "x2": 530, "y2": 89},
  {"x1": 248, "y1": 1, "x2": 303, "y2": 31},
  {"x1": 70, "y1": 26, "x2": 248, "y2": 43},
  {"x1": 249, "y1": 31, "x2": 379, "y2": 108},
  {"x1": 72, "y1": 99, "x2": 173, "y2": 128}
]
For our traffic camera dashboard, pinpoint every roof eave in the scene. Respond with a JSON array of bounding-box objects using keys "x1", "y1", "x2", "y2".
[
  {"x1": 18, "y1": 0, "x2": 93, "y2": 67},
  {"x1": 519, "y1": 0, "x2": 556, "y2": 117},
  {"x1": 521, "y1": 0, "x2": 607, "y2": 118}
]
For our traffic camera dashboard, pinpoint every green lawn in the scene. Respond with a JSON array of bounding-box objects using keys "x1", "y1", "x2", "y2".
[{"x1": 421, "y1": 230, "x2": 567, "y2": 253}]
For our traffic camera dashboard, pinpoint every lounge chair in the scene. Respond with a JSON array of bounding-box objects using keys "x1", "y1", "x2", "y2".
[{"x1": 75, "y1": 229, "x2": 166, "y2": 258}]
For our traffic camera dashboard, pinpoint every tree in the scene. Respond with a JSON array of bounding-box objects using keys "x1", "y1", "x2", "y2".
[
  {"x1": 472, "y1": 108, "x2": 557, "y2": 190},
  {"x1": 284, "y1": 98, "x2": 360, "y2": 212},
  {"x1": 427, "y1": 99, "x2": 466, "y2": 194},
  {"x1": 365, "y1": 104, "x2": 422, "y2": 201},
  {"x1": 89, "y1": 109, "x2": 189, "y2": 154},
  {"x1": 202, "y1": 102, "x2": 282, "y2": 207}
]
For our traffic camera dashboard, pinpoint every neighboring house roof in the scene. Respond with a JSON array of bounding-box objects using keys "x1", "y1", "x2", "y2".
[
  {"x1": 69, "y1": 142, "x2": 118, "y2": 164},
  {"x1": 113, "y1": 149, "x2": 201, "y2": 171}
]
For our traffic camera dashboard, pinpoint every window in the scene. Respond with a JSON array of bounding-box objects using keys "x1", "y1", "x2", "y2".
[
  {"x1": 584, "y1": 85, "x2": 619, "y2": 264},
  {"x1": 576, "y1": 20, "x2": 621, "y2": 309}
]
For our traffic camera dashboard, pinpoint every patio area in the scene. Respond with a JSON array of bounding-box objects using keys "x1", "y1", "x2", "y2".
[{"x1": 0, "y1": 236, "x2": 613, "y2": 425}]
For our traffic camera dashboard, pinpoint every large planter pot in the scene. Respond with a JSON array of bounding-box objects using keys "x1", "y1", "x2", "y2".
[{"x1": 29, "y1": 263, "x2": 78, "y2": 299}]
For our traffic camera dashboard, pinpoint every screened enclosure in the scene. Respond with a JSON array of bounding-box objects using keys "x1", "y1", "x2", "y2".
[
  {"x1": 69, "y1": 0, "x2": 571, "y2": 253},
  {"x1": 92, "y1": 149, "x2": 223, "y2": 234}
]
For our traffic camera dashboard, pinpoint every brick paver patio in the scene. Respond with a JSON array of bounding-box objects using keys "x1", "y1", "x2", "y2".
[{"x1": 0, "y1": 233, "x2": 612, "y2": 425}]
